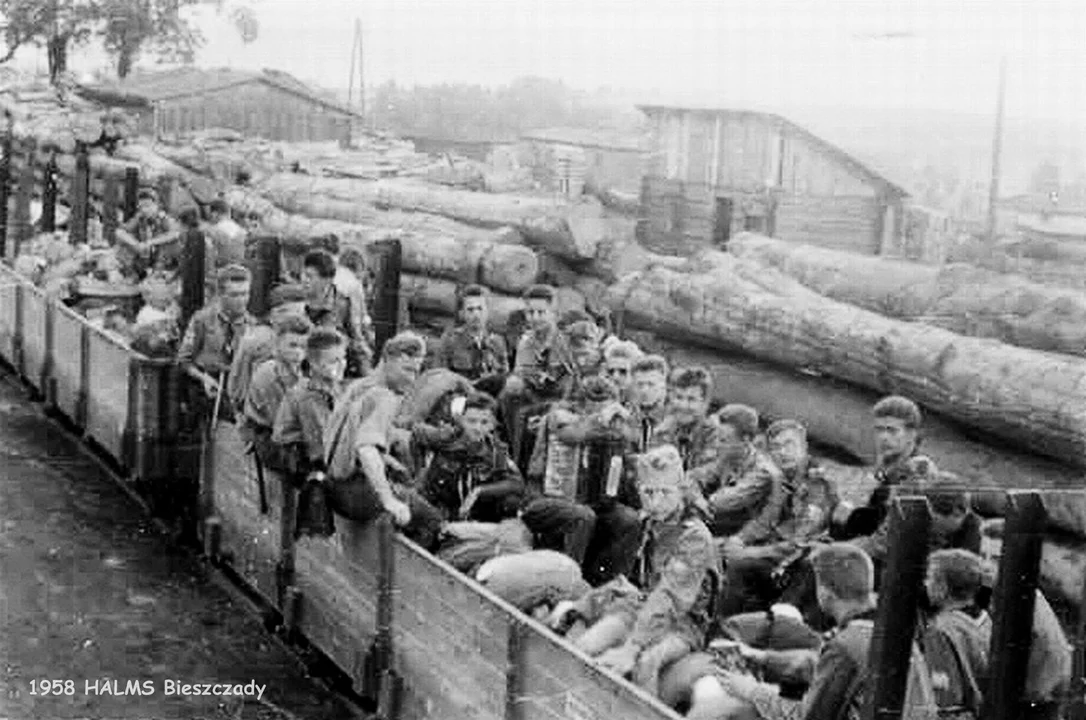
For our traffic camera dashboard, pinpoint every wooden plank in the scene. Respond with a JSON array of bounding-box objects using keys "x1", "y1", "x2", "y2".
[
  {"x1": 84, "y1": 329, "x2": 131, "y2": 461},
  {"x1": 210, "y1": 422, "x2": 285, "y2": 608},
  {"x1": 391, "y1": 542, "x2": 510, "y2": 720},
  {"x1": 0, "y1": 265, "x2": 20, "y2": 363},
  {"x1": 20, "y1": 285, "x2": 48, "y2": 392},
  {"x1": 51, "y1": 304, "x2": 84, "y2": 423},
  {"x1": 102, "y1": 173, "x2": 120, "y2": 245},
  {"x1": 40, "y1": 154, "x2": 58, "y2": 232},
  {"x1": 293, "y1": 520, "x2": 381, "y2": 689},
  {"x1": 12, "y1": 141, "x2": 35, "y2": 252},
  {"x1": 70, "y1": 145, "x2": 90, "y2": 246}
]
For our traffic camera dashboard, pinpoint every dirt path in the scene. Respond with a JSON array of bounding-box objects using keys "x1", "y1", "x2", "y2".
[{"x1": 0, "y1": 366, "x2": 364, "y2": 720}]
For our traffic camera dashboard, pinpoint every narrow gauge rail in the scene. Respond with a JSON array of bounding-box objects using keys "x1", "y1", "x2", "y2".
[{"x1": 0, "y1": 133, "x2": 1078, "y2": 720}]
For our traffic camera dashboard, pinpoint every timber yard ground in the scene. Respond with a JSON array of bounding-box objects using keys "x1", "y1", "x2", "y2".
[{"x1": 0, "y1": 363, "x2": 365, "y2": 720}]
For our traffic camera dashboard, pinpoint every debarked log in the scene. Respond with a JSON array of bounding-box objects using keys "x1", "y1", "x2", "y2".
[
  {"x1": 729, "y1": 232, "x2": 1086, "y2": 357},
  {"x1": 254, "y1": 173, "x2": 612, "y2": 261},
  {"x1": 610, "y1": 255, "x2": 1086, "y2": 469}
]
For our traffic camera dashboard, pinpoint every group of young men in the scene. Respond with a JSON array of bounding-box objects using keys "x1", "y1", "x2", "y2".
[{"x1": 173, "y1": 260, "x2": 1072, "y2": 720}]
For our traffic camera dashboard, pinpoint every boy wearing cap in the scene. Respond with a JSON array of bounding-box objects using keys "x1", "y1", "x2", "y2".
[
  {"x1": 228, "y1": 283, "x2": 308, "y2": 412},
  {"x1": 322, "y1": 332, "x2": 444, "y2": 550},
  {"x1": 521, "y1": 375, "x2": 642, "y2": 585},
  {"x1": 550, "y1": 445, "x2": 721, "y2": 697},
  {"x1": 242, "y1": 315, "x2": 312, "y2": 468},
  {"x1": 274, "y1": 329, "x2": 348, "y2": 478},
  {"x1": 178, "y1": 264, "x2": 256, "y2": 378}
]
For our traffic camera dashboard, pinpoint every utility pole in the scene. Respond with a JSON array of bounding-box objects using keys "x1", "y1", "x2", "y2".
[
  {"x1": 987, "y1": 56, "x2": 1008, "y2": 243},
  {"x1": 346, "y1": 18, "x2": 365, "y2": 145}
]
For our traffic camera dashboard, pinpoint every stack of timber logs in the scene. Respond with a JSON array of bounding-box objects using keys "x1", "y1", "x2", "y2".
[{"x1": 729, "y1": 233, "x2": 1086, "y2": 356}]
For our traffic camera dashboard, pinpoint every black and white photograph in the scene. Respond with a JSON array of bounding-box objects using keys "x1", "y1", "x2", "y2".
[{"x1": 0, "y1": 1, "x2": 1083, "y2": 718}]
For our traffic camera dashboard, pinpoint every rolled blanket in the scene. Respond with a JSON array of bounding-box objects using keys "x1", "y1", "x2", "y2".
[{"x1": 476, "y1": 550, "x2": 591, "y2": 613}]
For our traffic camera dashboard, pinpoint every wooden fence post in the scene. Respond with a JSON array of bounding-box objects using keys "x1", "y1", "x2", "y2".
[
  {"x1": 864, "y1": 496, "x2": 931, "y2": 720},
  {"x1": 0, "y1": 111, "x2": 12, "y2": 259},
  {"x1": 40, "y1": 152, "x2": 58, "y2": 233},
  {"x1": 123, "y1": 167, "x2": 140, "y2": 221},
  {"x1": 981, "y1": 491, "x2": 1046, "y2": 720},
  {"x1": 12, "y1": 139, "x2": 35, "y2": 254},
  {"x1": 102, "y1": 173, "x2": 120, "y2": 246},
  {"x1": 157, "y1": 176, "x2": 174, "y2": 213},
  {"x1": 370, "y1": 238, "x2": 403, "y2": 358},
  {"x1": 70, "y1": 143, "x2": 90, "y2": 246},
  {"x1": 505, "y1": 620, "x2": 527, "y2": 720},
  {"x1": 1064, "y1": 567, "x2": 1086, "y2": 720},
  {"x1": 246, "y1": 236, "x2": 281, "y2": 318},
  {"x1": 178, "y1": 229, "x2": 206, "y2": 332}
]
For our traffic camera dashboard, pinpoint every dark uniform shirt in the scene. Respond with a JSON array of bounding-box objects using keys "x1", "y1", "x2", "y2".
[
  {"x1": 435, "y1": 324, "x2": 509, "y2": 381},
  {"x1": 649, "y1": 415, "x2": 727, "y2": 490},
  {"x1": 704, "y1": 445, "x2": 786, "y2": 545},
  {"x1": 419, "y1": 433, "x2": 524, "y2": 520},
  {"x1": 273, "y1": 376, "x2": 342, "y2": 474}
]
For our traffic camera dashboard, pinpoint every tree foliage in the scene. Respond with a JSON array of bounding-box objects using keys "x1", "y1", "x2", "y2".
[
  {"x1": 0, "y1": 0, "x2": 260, "y2": 80},
  {"x1": 371, "y1": 76, "x2": 640, "y2": 142}
]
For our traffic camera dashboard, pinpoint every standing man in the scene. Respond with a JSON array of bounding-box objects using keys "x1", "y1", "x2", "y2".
[
  {"x1": 302, "y1": 249, "x2": 373, "y2": 378},
  {"x1": 322, "y1": 332, "x2": 443, "y2": 550},
  {"x1": 228, "y1": 283, "x2": 308, "y2": 413},
  {"x1": 434, "y1": 284, "x2": 509, "y2": 396},
  {"x1": 178, "y1": 264, "x2": 256, "y2": 380},
  {"x1": 241, "y1": 315, "x2": 311, "y2": 469},
  {"x1": 314, "y1": 234, "x2": 374, "y2": 351}
]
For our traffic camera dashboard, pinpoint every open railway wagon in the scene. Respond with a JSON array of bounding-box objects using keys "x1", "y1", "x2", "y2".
[{"x1": 1, "y1": 132, "x2": 1085, "y2": 720}]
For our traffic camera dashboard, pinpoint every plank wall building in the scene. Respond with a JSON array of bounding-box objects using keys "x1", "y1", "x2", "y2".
[
  {"x1": 637, "y1": 104, "x2": 910, "y2": 256},
  {"x1": 82, "y1": 68, "x2": 362, "y2": 142}
]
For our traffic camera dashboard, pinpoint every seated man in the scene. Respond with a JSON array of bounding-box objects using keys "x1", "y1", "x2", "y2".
[
  {"x1": 600, "y1": 339, "x2": 641, "y2": 405},
  {"x1": 721, "y1": 419, "x2": 838, "y2": 616},
  {"x1": 700, "y1": 404, "x2": 786, "y2": 550},
  {"x1": 664, "y1": 543, "x2": 880, "y2": 720},
  {"x1": 178, "y1": 264, "x2": 256, "y2": 379},
  {"x1": 845, "y1": 396, "x2": 938, "y2": 575},
  {"x1": 649, "y1": 366, "x2": 726, "y2": 490},
  {"x1": 628, "y1": 354, "x2": 670, "y2": 452},
  {"x1": 433, "y1": 284, "x2": 509, "y2": 397},
  {"x1": 322, "y1": 332, "x2": 444, "y2": 551},
  {"x1": 520, "y1": 376, "x2": 642, "y2": 585},
  {"x1": 550, "y1": 445, "x2": 721, "y2": 697},
  {"x1": 416, "y1": 392, "x2": 525, "y2": 522},
  {"x1": 116, "y1": 188, "x2": 181, "y2": 278},
  {"x1": 920, "y1": 549, "x2": 990, "y2": 720},
  {"x1": 242, "y1": 315, "x2": 312, "y2": 470},
  {"x1": 227, "y1": 283, "x2": 308, "y2": 413},
  {"x1": 497, "y1": 285, "x2": 576, "y2": 453}
]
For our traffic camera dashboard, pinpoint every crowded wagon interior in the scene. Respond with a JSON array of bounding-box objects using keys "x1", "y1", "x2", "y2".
[{"x1": 2, "y1": 80, "x2": 1082, "y2": 720}]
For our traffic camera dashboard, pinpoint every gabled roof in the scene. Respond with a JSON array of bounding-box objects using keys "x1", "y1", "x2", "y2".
[
  {"x1": 520, "y1": 127, "x2": 645, "y2": 153},
  {"x1": 86, "y1": 67, "x2": 362, "y2": 117},
  {"x1": 637, "y1": 103, "x2": 909, "y2": 198}
]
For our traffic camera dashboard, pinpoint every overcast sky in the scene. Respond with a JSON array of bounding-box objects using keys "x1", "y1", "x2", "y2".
[{"x1": 20, "y1": 0, "x2": 1085, "y2": 125}]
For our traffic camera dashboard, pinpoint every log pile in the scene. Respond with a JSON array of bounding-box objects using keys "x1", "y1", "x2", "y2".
[
  {"x1": 729, "y1": 233, "x2": 1086, "y2": 356},
  {"x1": 610, "y1": 253, "x2": 1086, "y2": 470}
]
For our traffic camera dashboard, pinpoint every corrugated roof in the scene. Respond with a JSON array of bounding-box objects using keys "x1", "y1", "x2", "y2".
[
  {"x1": 637, "y1": 103, "x2": 909, "y2": 198},
  {"x1": 520, "y1": 127, "x2": 646, "y2": 153},
  {"x1": 88, "y1": 67, "x2": 362, "y2": 117}
]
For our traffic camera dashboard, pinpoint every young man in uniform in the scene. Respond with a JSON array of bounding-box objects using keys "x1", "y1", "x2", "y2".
[
  {"x1": 433, "y1": 284, "x2": 509, "y2": 396},
  {"x1": 628, "y1": 355, "x2": 670, "y2": 452},
  {"x1": 416, "y1": 392, "x2": 525, "y2": 522},
  {"x1": 701, "y1": 404, "x2": 786, "y2": 552},
  {"x1": 228, "y1": 283, "x2": 308, "y2": 413},
  {"x1": 241, "y1": 315, "x2": 312, "y2": 469},
  {"x1": 322, "y1": 332, "x2": 443, "y2": 550},
  {"x1": 206, "y1": 199, "x2": 247, "y2": 269},
  {"x1": 274, "y1": 329, "x2": 347, "y2": 479},
  {"x1": 117, "y1": 189, "x2": 180, "y2": 277},
  {"x1": 649, "y1": 367, "x2": 726, "y2": 490},
  {"x1": 178, "y1": 264, "x2": 256, "y2": 380},
  {"x1": 302, "y1": 249, "x2": 372, "y2": 378}
]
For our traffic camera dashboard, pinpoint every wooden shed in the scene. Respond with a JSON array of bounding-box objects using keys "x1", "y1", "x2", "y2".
[
  {"x1": 84, "y1": 67, "x2": 361, "y2": 143},
  {"x1": 518, "y1": 128, "x2": 646, "y2": 196},
  {"x1": 638, "y1": 104, "x2": 909, "y2": 257}
]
